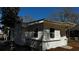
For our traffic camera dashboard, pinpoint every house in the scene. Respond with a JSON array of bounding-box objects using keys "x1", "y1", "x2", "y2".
[
  {"x1": 0, "y1": 25, "x2": 9, "y2": 41},
  {"x1": 0, "y1": 30, "x2": 4, "y2": 39},
  {"x1": 17, "y1": 19, "x2": 75, "y2": 50},
  {"x1": 67, "y1": 24, "x2": 79, "y2": 41}
]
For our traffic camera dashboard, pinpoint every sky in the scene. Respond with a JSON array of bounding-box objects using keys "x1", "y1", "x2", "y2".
[{"x1": 18, "y1": 7, "x2": 79, "y2": 20}]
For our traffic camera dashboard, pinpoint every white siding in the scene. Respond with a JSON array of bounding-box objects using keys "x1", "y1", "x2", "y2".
[{"x1": 42, "y1": 29, "x2": 68, "y2": 50}]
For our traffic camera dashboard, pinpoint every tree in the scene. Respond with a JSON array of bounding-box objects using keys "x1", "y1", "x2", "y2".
[
  {"x1": 21, "y1": 14, "x2": 34, "y2": 23},
  {"x1": 1, "y1": 7, "x2": 20, "y2": 50},
  {"x1": 1, "y1": 7, "x2": 20, "y2": 28},
  {"x1": 1, "y1": 7, "x2": 20, "y2": 41},
  {"x1": 47, "y1": 7, "x2": 79, "y2": 23}
]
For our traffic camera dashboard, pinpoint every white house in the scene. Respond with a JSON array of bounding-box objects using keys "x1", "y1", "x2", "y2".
[{"x1": 14, "y1": 19, "x2": 76, "y2": 50}]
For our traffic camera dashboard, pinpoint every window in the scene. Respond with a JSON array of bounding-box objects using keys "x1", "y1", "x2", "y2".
[
  {"x1": 70, "y1": 30, "x2": 79, "y2": 37},
  {"x1": 33, "y1": 28, "x2": 38, "y2": 38},
  {"x1": 50, "y1": 28, "x2": 55, "y2": 38}
]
